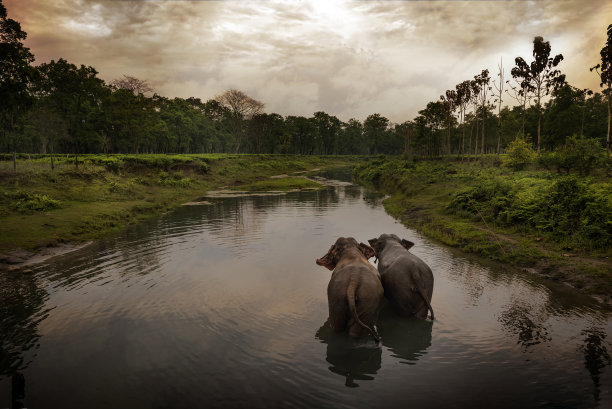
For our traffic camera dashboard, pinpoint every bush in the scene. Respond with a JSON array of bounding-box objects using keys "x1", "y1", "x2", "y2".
[
  {"x1": 548, "y1": 135, "x2": 605, "y2": 175},
  {"x1": 504, "y1": 137, "x2": 536, "y2": 170},
  {"x1": 11, "y1": 192, "x2": 61, "y2": 213}
]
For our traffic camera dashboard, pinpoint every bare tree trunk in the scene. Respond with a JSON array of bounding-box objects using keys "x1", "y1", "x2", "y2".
[
  {"x1": 481, "y1": 108, "x2": 485, "y2": 155},
  {"x1": 474, "y1": 116, "x2": 479, "y2": 159},
  {"x1": 606, "y1": 87, "x2": 612, "y2": 157},
  {"x1": 468, "y1": 119, "x2": 474, "y2": 161},
  {"x1": 50, "y1": 139, "x2": 55, "y2": 171}
]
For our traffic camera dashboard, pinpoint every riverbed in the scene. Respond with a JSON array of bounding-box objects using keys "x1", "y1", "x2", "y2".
[{"x1": 1, "y1": 169, "x2": 610, "y2": 408}]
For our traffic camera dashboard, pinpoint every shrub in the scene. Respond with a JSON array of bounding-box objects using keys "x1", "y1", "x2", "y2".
[
  {"x1": 11, "y1": 192, "x2": 61, "y2": 213},
  {"x1": 504, "y1": 137, "x2": 536, "y2": 170},
  {"x1": 549, "y1": 135, "x2": 604, "y2": 175}
]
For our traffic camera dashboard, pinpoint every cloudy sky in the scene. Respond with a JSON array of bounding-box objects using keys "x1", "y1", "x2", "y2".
[{"x1": 5, "y1": 0, "x2": 611, "y2": 123}]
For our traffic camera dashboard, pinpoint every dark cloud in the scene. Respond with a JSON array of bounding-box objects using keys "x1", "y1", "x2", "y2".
[{"x1": 4, "y1": 0, "x2": 610, "y2": 122}]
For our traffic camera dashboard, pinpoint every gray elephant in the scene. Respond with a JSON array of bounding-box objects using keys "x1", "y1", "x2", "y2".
[
  {"x1": 368, "y1": 234, "x2": 434, "y2": 320},
  {"x1": 316, "y1": 237, "x2": 384, "y2": 342}
]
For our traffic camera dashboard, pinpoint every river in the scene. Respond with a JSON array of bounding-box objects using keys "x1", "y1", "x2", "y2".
[{"x1": 1, "y1": 168, "x2": 610, "y2": 409}]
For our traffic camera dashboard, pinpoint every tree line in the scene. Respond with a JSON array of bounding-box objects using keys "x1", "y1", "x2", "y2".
[{"x1": 1, "y1": 0, "x2": 611, "y2": 168}]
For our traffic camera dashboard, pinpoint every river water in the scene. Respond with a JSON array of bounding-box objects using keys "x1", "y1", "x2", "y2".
[{"x1": 1, "y1": 169, "x2": 610, "y2": 409}]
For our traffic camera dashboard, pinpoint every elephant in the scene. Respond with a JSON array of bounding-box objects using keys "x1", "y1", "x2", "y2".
[
  {"x1": 368, "y1": 234, "x2": 434, "y2": 320},
  {"x1": 316, "y1": 237, "x2": 384, "y2": 342}
]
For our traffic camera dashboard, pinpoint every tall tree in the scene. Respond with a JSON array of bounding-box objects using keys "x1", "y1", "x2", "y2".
[
  {"x1": 492, "y1": 58, "x2": 505, "y2": 154},
  {"x1": 0, "y1": 0, "x2": 35, "y2": 171},
  {"x1": 590, "y1": 24, "x2": 612, "y2": 155},
  {"x1": 455, "y1": 80, "x2": 471, "y2": 160},
  {"x1": 215, "y1": 89, "x2": 264, "y2": 153},
  {"x1": 36, "y1": 59, "x2": 106, "y2": 167},
  {"x1": 511, "y1": 36, "x2": 566, "y2": 153},
  {"x1": 475, "y1": 69, "x2": 491, "y2": 155},
  {"x1": 440, "y1": 89, "x2": 457, "y2": 155},
  {"x1": 364, "y1": 113, "x2": 389, "y2": 155}
]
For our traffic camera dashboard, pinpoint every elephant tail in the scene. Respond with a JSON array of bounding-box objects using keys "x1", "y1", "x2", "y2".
[
  {"x1": 416, "y1": 285, "x2": 435, "y2": 320},
  {"x1": 347, "y1": 280, "x2": 381, "y2": 343}
]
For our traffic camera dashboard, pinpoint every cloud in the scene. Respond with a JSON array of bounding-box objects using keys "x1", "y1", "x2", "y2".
[{"x1": 4, "y1": 0, "x2": 611, "y2": 122}]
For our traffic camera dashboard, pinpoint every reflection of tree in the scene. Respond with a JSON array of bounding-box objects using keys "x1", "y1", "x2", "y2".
[
  {"x1": 580, "y1": 327, "x2": 611, "y2": 403},
  {"x1": 498, "y1": 302, "x2": 551, "y2": 350},
  {"x1": 377, "y1": 305, "x2": 433, "y2": 364},
  {"x1": 315, "y1": 321, "x2": 381, "y2": 388},
  {"x1": 0, "y1": 272, "x2": 49, "y2": 376}
]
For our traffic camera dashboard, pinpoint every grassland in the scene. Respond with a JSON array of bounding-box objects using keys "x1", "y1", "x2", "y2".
[
  {"x1": 354, "y1": 155, "x2": 612, "y2": 302},
  {"x1": 0, "y1": 154, "x2": 358, "y2": 256}
]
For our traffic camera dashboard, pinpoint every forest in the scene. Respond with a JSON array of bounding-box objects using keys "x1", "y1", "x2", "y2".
[{"x1": 1, "y1": 1, "x2": 611, "y2": 166}]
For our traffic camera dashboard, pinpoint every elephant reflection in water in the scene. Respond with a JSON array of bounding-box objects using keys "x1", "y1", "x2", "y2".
[
  {"x1": 315, "y1": 321, "x2": 381, "y2": 388},
  {"x1": 315, "y1": 308, "x2": 434, "y2": 387},
  {"x1": 376, "y1": 304, "x2": 433, "y2": 364}
]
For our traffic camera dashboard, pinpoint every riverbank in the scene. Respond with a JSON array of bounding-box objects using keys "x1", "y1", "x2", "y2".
[
  {"x1": 354, "y1": 156, "x2": 612, "y2": 304},
  {"x1": 0, "y1": 154, "x2": 359, "y2": 267}
]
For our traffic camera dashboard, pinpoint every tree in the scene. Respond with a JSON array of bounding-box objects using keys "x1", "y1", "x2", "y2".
[
  {"x1": 492, "y1": 58, "x2": 505, "y2": 154},
  {"x1": 455, "y1": 80, "x2": 472, "y2": 160},
  {"x1": 474, "y1": 69, "x2": 491, "y2": 155},
  {"x1": 590, "y1": 24, "x2": 612, "y2": 155},
  {"x1": 0, "y1": 0, "x2": 35, "y2": 171},
  {"x1": 364, "y1": 113, "x2": 389, "y2": 155},
  {"x1": 511, "y1": 36, "x2": 566, "y2": 154},
  {"x1": 440, "y1": 89, "x2": 457, "y2": 155},
  {"x1": 36, "y1": 59, "x2": 107, "y2": 167},
  {"x1": 110, "y1": 75, "x2": 154, "y2": 96},
  {"x1": 312, "y1": 111, "x2": 341, "y2": 155},
  {"x1": 215, "y1": 89, "x2": 264, "y2": 153}
]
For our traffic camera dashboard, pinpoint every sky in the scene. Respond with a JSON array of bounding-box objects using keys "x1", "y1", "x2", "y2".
[{"x1": 4, "y1": 0, "x2": 611, "y2": 123}]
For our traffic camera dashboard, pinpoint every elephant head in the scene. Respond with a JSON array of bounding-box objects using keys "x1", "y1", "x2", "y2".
[
  {"x1": 316, "y1": 237, "x2": 375, "y2": 271},
  {"x1": 368, "y1": 233, "x2": 414, "y2": 258}
]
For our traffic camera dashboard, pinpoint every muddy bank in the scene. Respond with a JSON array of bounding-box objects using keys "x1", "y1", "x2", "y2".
[{"x1": 0, "y1": 241, "x2": 92, "y2": 272}]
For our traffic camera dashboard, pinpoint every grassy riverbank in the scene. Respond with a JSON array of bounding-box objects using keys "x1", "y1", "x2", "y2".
[
  {"x1": 354, "y1": 155, "x2": 612, "y2": 302},
  {"x1": 0, "y1": 154, "x2": 357, "y2": 255}
]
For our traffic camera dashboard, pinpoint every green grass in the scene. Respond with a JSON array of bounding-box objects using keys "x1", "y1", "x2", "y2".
[{"x1": 0, "y1": 154, "x2": 360, "y2": 252}]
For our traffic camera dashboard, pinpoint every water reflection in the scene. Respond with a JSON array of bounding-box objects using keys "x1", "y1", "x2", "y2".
[
  {"x1": 498, "y1": 301, "x2": 552, "y2": 350},
  {"x1": 315, "y1": 321, "x2": 381, "y2": 388},
  {"x1": 581, "y1": 327, "x2": 611, "y2": 402},
  {"x1": 378, "y1": 305, "x2": 433, "y2": 364},
  {"x1": 0, "y1": 272, "x2": 49, "y2": 376}
]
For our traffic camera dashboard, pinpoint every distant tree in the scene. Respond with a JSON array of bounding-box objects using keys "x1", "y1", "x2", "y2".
[
  {"x1": 455, "y1": 80, "x2": 472, "y2": 160},
  {"x1": 492, "y1": 58, "x2": 505, "y2": 154},
  {"x1": 215, "y1": 89, "x2": 264, "y2": 153},
  {"x1": 110, "y1": 75, "x2": 154, "y2": 96},
  {"x1": 338, "y1": 118, "x2": 366, "y2": 155},
  {"x1": 469, "y1": 79, "x2": 481, "y2": 158},
  {"x1": 440, "y1": 89, "x2": 457, "y2": 155},
  {"x1": 590, "y1": 24, "x2": 612, "y2": 155},
  {"x1": 511, "y1": 36, "x2": 566, "y2": 154},
  {"x1": 312, "y1": 111, "x2": 341, "y2": 155},
  {"x1": 474, "y1": 69, "x2": 491, "y2": 155},
  {"x1": 0, "y1": 0, "x2": 35, "y2": 171},
  {"x1": 285, "y1": 115, "x2": 317, "y2": 154},
  {"x1": 35, "y1": 59, "x2": 107, "y2": 167},
  {"x1": 364, "y1": 113, "x2": 389, "y2": 155},
  {"x1": 25, "y1": 100, "x2": 66, "y2": 169}
]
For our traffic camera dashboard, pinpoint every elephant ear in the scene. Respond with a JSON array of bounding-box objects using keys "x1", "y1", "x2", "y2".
[
  {"x1": 401, "y1": 239, "x2": 415, "y2": 250},
  {"x1": 359, "y1": 242, "x2": 376, "y2": 259},
  {"x1": 316, "y1": 245, "x2": 337, "y2": 271}
]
